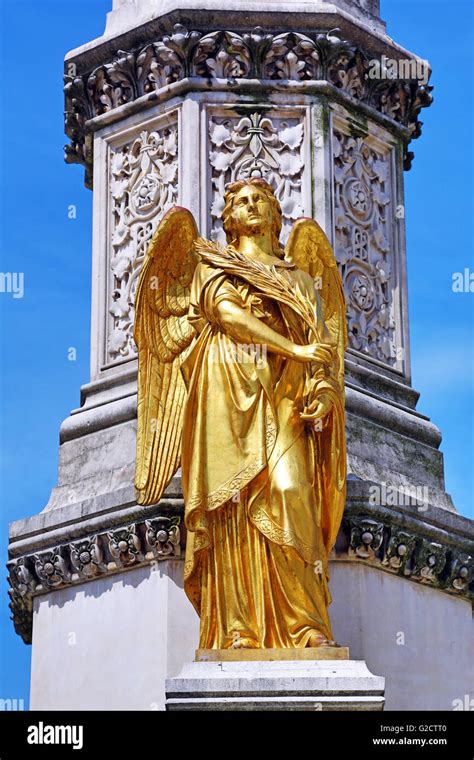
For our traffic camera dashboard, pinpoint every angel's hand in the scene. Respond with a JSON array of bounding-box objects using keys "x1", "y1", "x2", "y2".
[
  {"x1": 301, "y1": 392, "x2": 333, "y2": 423},
  {"x1": 293, "y1": 342, "x2": 334, "y2": 366}
]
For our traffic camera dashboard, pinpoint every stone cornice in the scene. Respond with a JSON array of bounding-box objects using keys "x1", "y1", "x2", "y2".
[
  {"x1": 8, "y1": 483, "x2": 473, "y2": 645},
  {"x1": 65, "y1": 6, "x2": 395, "y2": 67},
  {"x1": 8, "y1": 513, "x2": 182, "y2": 645},
  {"x1": 64, "y1": 24, "x2": 433, "y2": 187},
  {"x1": 339, "y1": 512, "x2": 474, "y2": 603}
]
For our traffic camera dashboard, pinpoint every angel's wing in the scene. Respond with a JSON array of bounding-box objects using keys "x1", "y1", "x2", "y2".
[
  {"x1": 134, "y1": 206, "x2": 199, "y2": 506},
  {"x1": 285, "y1": 217, "x2": 347, "y2": 554},
  {"x1": 285, "y1": 217, "x2": 347, "y2": 388}
]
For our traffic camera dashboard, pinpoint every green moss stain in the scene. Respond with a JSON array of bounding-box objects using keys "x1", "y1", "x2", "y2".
[{"x1": 347, "y1": 113, "x2": 368, "y2": 139}]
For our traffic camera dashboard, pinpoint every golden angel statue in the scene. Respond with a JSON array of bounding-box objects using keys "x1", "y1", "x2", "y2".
[{"x1": 134, "y1": 179, "x2": 347, "y2": 650}]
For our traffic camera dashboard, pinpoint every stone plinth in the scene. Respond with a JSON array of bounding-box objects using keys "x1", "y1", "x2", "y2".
[
  {"x1": 29, "y1": 561, "x2": 199, "y2": 711},
  {"x1": 165, "y1": 658, "x2": 385, "y2": 710},
  {"x1": 8, "y1": 479, "x2": 473, "y2": 710}
]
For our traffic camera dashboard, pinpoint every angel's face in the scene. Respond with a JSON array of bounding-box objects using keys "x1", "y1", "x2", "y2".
[{"x1": 230, "y1": 186, "x2": 273, "y2": 237}]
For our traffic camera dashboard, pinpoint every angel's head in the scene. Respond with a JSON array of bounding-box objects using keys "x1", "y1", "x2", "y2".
[{"x1": 222, "y1": 179, "x2": 283, "y2": 257}]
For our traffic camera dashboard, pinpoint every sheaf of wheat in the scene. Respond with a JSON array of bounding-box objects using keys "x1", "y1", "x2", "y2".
[{"x1": 194, "y1": 238, "x2": 321, "y2": 342}]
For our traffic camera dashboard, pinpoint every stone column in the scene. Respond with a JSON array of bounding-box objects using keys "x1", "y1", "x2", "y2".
[
  {"x1": 7, "y1": 0, "x2": 474, "y2": 710},
  {"x1": 55, "y1": 0, "x2": 448, "y2": 515}
]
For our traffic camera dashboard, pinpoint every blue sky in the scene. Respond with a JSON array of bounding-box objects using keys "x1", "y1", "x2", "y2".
[{"x1": 0, "y1": 0, "x2": 472, "y2": 708}]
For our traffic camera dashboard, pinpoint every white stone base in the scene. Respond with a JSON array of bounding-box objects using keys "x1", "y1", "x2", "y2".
[
  {"x1": 165, "y1": 659, "x2": 385, "y2": 711},
  {"x1": 29, "y1": 562, "x2": 200, "y2": 711}
]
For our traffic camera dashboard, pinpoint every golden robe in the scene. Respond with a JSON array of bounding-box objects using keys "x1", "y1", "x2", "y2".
[{"x1": 180, "y1": 248, "x2": 345, "y2": 649}]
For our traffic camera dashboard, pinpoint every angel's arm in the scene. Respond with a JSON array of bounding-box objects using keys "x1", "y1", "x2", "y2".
[{"x1": 214, "y1": 299, "x2": 332, "y2": 365}]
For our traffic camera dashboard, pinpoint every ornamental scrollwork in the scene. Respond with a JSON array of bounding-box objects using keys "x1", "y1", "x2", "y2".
[
  {"x1": 64, "y1": 24, "x2": 433, "y2": 186},
  {"x1": 208, "y1": 110, "x2": 306, "y2": 242},
  {"x1": 107, "y1": 123, "x2": 178, "y2": 362},
  {"x1": 8, "y1": 515, "x2": 183, "y2": 644},
  {"x1": 333, "y1": 129, "x2": 396, "y2": 366},
  {"x1": 7, "y1": 513, "x2": 473, "y2": 645}
]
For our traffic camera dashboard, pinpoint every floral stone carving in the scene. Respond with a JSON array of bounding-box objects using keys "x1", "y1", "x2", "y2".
[
  {"x1": 333, "y1": 129, "x2": 397, "y2": 367},
  {"x1": 107, "y1": 123, "x2": 178, "y2": 362},
  {"x1": 208, "y1": 110, "x2": 306, "y2": 242}
]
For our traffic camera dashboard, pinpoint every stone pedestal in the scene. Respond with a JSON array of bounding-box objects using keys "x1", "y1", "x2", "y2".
[{"x1": 166, "y1": 657, "x2": 385, "y2": 711}]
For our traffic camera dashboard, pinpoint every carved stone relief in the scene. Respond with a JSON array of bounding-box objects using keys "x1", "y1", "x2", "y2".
[
  {"x1": 65, "y1": 24, "x2": 433, "y2": 187},
  {"x1": 207, "y1": 108, "x2": 308, "y2": 243},
  {"x1": 8, "y1": 511, "x2": 472, "y2": 646},
  {"x1": 107, "y1": 118, "x2": 178, "y2": 364},
  {"x1": 333, "y1": 124, "x2": 399, "y2": 368}
]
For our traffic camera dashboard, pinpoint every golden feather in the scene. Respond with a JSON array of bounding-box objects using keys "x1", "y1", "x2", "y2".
[
  {"x1": 134, "y1": 206, "x2": 198, "y2": 505},
  {"x1": 285, "y1": 217, "x2": 347, "y2": 551},
  {"x1": 285, "y1": 217, "x2": 347, "y2": 389}
]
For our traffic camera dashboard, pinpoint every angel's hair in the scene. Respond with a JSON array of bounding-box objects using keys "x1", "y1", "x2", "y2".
[{"x1": 222, "y1": 178, "x2": 284, "y2": 258}]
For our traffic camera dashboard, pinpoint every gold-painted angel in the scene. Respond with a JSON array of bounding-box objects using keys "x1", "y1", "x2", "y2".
[{"x1": 134, "y1": 179, "x2": 347, "y2": 650}]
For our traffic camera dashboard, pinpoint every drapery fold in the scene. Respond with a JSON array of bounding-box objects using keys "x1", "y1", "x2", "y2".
[{"x1": 180, "y1": 255, "x2": 345, "y2": 648}]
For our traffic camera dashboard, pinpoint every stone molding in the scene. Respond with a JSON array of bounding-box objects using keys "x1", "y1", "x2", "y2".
[
  {"x1": 8, "y1": 514, "x2": 181, "y2": 644},
  {"x1": 65, "y1": 24, "x2": 432, "y2": 186},
  {"x1": 8, "y1": 493, "x2": 473, "y2": 645},
  {"x1": 341, "y1": 516, "x2": 473, "y2": 595},
  {"x1": 166, "y1": 658, "x2": 385, "y2": 711}
]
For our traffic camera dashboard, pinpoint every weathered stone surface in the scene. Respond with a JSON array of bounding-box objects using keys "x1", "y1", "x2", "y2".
[
  {"x1": 99, "y1": 1, "x2": 386, "y2": 47},
  {"x1": 329, "y1": 563, "x2": 474, "y2": 711},
  {"x1": 65, "y1": 18, "x2": 430, "y2": 186},
  {"x1": 22, "y1": 552, "x2": 473, "y2": 710},
  {"x1": 165, "y1": 658, "x2": 385, "y2": 710},
  {"x1": 8, "y1": 479, "x2": 474, "y2": 645}
]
